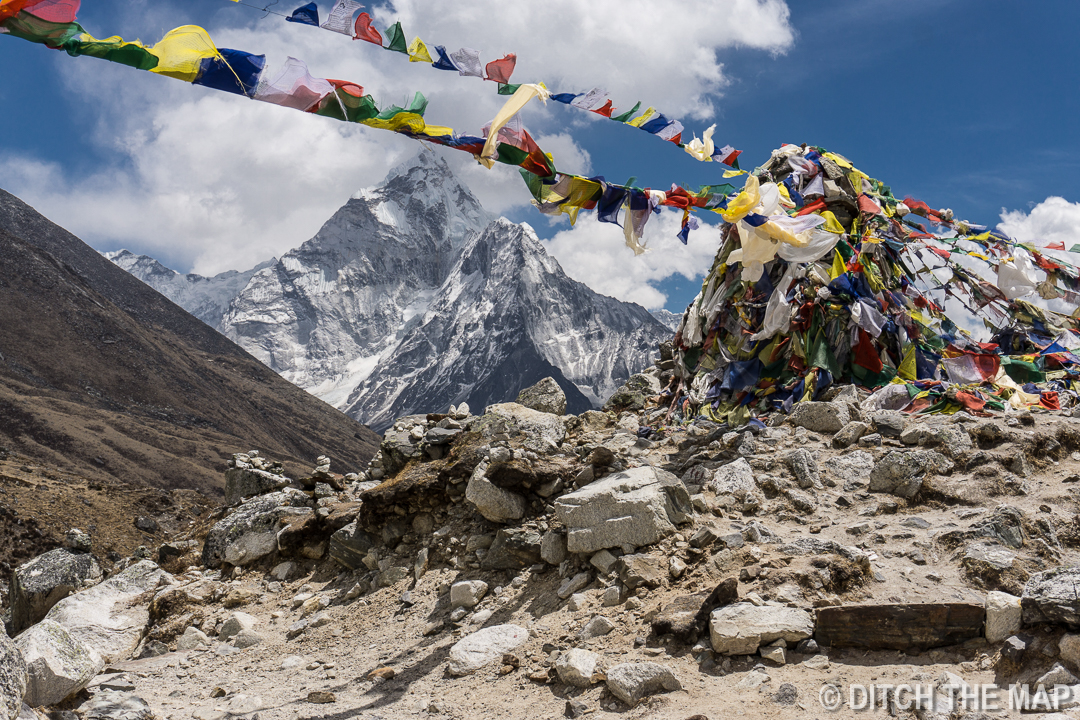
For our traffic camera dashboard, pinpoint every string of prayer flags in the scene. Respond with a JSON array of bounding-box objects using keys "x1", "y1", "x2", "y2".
[
  {"x1": 286, "y1": 2, "x2": 318, "y2": 26},
  {"x1": 320, "y1": 0, "x2": 362, "y2": 35}
]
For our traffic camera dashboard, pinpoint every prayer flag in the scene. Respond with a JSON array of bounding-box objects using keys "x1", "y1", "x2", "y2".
[
  {"x1": 352, "y1": 13, "x2": 381, "y2": 44},
  {"x1": 285, "y1": 2, "x2": 318, "y2": 26},
  {"x1": 484, "y1": 53, "x2": 516, "y2": 83},
  {"x1": 384, "y1": 22, "x2": 407, "y2": 54},
  {"x1": 407, "y1": 36, "x2": 432, "y2": 63},
  {"x1": 449, "y1": 46, "x2": 483, "y2": 77},
  {"x1": 320, "y1": 0, "x2": 361, "y2": 35}
]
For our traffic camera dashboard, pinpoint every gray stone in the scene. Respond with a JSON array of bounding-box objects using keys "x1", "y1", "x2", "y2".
[
  {"x1": 786, "y1": 449, "x2": 822, "y2": 489},
  {"x1": 1023, "y1": 567, "x2": 1080, "y2": 625},
  {"x1": 0, "y1": 632, "x2": 26, "y2": 720},
  {"x1": 218, "y1": 612, "x2": 257, "y2": 642},
  {"x1": 554, "y1": 467, "x2": 691, "y2": 553},
  {"x1": 176, "y1": 627, "x2": 210, "y2": 651},
  {"x1": 558, "y1": 572, "x2": 591, "y2": 600},
  {"x1": 44, "y1": 560, "x2": 170, "y2": 664},
  {"x1": 465, "y1": 464, "x2": 526, "y2": 523},
  {"x1": 1058, "y1": 633, "x2": 1080, "y2": 669},
  {"x1": 985, "y1": 591, "x2": 1022, "y2": 644},
  {"x1": 580, "y1": 616, "x2": 615, "y2": 639},
  {"x1": 450, "y1": 581, "x2": 489, "y2": 609},
  {"x1": 224, "y1": 467, "x2": 289, "y2": 506},
  {"x1": 689, "y1": 525, "x2": 721, "y2": 549},
  {"x1": 202, "y1": 490, "x2": 313, "y2": 568},
  {"x1": 78, "y1": 690, "x2": 153, "y2": 720},
  {"x1": 567, "y1": 594, "x2": 588, "y2": 612},
  {"x1": 709, "y1": 603, "x2": 813, "y2": 655},
  {"x1": 423, "y1": 427, "x2": 461, "y2": 446},
  {"x1": 590, "y1": 549, "x2": 618, "y2": 574},
  {"x1": 1001, "y1": 635, "x2": 1026, "y2": 664},
  {"x1": 869, "y1": 410, "x2": 907, "y2": 438},
  {"x1": 603, "y1": 373, "x2": 661, "y2": 412},
  {"x1": 605, "y1": 662, "x2": 681, "y2": 706},
  {"x1": 231, "y1": 629, "x2": 264, "y2": 649},
  {"x1": 1037, "y1": 663, "x2": 1080, "y2": 687},
  {"x1": 615, "y1": 555, "x2": 663, "y2": 590},
  {"x1": 539, "y1": 531, "x2": 568, "y2": 566},
  {"x1": 833, "y1": 421, "x2": 868, "y2": 449},
  {"x1": 327, "y1": 521, "x2": 377, "y2": 571},
  {"x1": 555, "y1": 648, "x2": 598, "y2": 687},
  {"x1": 483, "y1": 403, "x2": 566, "y2": 453},
  {"x1": 899, "y1": 423, "x2": 934, "y2": 446},
  {"x1": 516, "y1": 377, "x2": 567, "y2": 416},
  {"x1": 787, "y1": 402, "x2": 850, "y2": 434},
  {"x1": 857, "y1": 433, "x2": 882, "y2": 447},
  {"x1": 784, "y1": 488, "x2": 817, "y2": 515},
  {"x1": 447, "y1": 625, "x2": 529, "y2": 676},
  {"x1": 868, "y1": 450, "x2": 953, "y2": 499},
  {"x1": 824, "y1": 450, "x2": 875, "y2": 483},
  {"x1": 708, "y1": 458, "x2": 764, "y2": 512},
  {"x1": 64, "y1": 529, "x2": 92, "y2": 553},
  {"x1": 773, "y1": 682, "x2": 797, "y2": 705},
  {"x1": 480, "y1": 528, "x2": 543, "y2": 570},
  {"x1": 962, "y1": 542, "x2": 1015, "y2": 583},
  {"x1": 17, "y1": 619, "x2": 104, "y2": 707},
  {"x1": 10, "y1": 548, "x2": 102, "y2": 635}
]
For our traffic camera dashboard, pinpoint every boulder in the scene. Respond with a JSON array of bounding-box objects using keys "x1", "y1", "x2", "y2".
[
  {"x1": 708, "y1": 458, "x2": 763, "y2": 512},
  {"x1": 540, "y1": 531, "x2": 568, "y2": 566},
  {"x1": 1022, "y1": 566, "x2": 1080, "y2": 625},
  {"x1": 605, "y1": 662, "x2": 681, "y2": 706},
  {"x1": 480, "y1": 528, "x2": 542, "y2": 570},
  {"x1": 516, "y1": 377, "x2": 567, "y2": 416},
  {"x1": 176, "y1": 627, "x2": 210, "y2": 651},
  {"x1": 482, "y1": 403, "x2": 566, "y2": 454},
  {"x1": 962, "y1": 542, "x2": 1015, "y2": 584},
  {"x1": 16, "y1": 620, "x2": 104, "y2": 708},
  {"x1": 447, "y1": 625, "x2": 529, "y2": 676},
  {"x1": 218, "y1": 612, "x2": 258, "y2": 642},
  {"x1": 787, "y1": 401, "x2": 850, "y2": 434},
  {"x1": 615, "y1": 555, "x2": 664, "y2": 591},
  {"x1": 465, "y1": 463, "x2": 526, "y2": 523},
  {"x1": 555, "y1": 648, "x2": 598, "y2": 687},
  {"x1": 327, "y1": 521, "x2": 377, "y2": 571},
  {"x1": 0, "y1": 632, "x2": 26, "y2": 720},
  {"x1": 869, "y1": 410, "x2": 907, "y2": 437},
  {"x1": 44, "y1": 560, "x2": 170, "y2": 664},
  {"x1": 603, "y1": 373, "x2": 661, "y2": 412},
  {"x1": 985, "y1": 592, "x2": 1022, "y2": 644},
  {"x1": 10, "y1": 548, "x2": 103, "y2": 635},
  {"x1": 785, "y1": 449, "x2": 822, "y2": 489},
  {"x1": 202, "y1": 489, "x2": 313, "y2": 568},
  {"x1": 832, "y1": 421, "x2": 869, "y2": 449},
  {"x1": 224, "y1": 467, "x2": 290, "y2": 506},
  {"x1": 554, "y1": 467, "x2": 691, "y2": 554},
  {"x1": 379, "y1": 427, "x2": 424, "y2": 475},
  {"x1": 868, "y1": 450, "x2": 953, "y2": 499},
  {"x1": 822, "y1": 451, "x2": 874, "y2": 483},
  {"x1": 77, "y1": 689, "x2": 154, "y2": 720},
  {"x1": 814, "y1": 603, "x2": 984, "y2": 650},
  {"x1": 1058, "y1": 633, "x2": 1080, "y2": 669},
  {"x1": 709, "y1": 604, "x2": 813, "y2": 655},
  {"x1": 650, "y1": 578, "x2": 738, "y2": 643},
  {"x1": 450, "y1": 581, "x2": 488, "y2": 609}
]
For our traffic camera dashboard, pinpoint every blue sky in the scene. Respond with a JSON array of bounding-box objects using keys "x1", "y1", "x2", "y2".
[{"x1": 1, "y1": 0, "x2": 1078, "y2": 313}]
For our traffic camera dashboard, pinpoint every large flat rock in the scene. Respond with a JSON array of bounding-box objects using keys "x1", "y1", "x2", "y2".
[{"x1": 554, "y1": 467, "x2": 691, "y2": 554}]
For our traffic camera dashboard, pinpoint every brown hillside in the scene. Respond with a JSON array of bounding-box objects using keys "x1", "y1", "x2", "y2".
[{"x1": 0, "y1": 190, "x2": 379, "y2": 496}]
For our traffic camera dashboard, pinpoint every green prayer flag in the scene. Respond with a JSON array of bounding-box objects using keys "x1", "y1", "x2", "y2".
[
  {"x1": 384, "y1": 22, "x2": 408, "y2": 54},
  {"x1": 497, "y1": 83, "x2": 521, "y2": 96},
  {"x1": 612, "y1": 101, "x2": 641, "y2": 123}
]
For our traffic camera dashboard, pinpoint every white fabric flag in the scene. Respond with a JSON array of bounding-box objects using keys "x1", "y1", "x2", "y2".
[
  {"x1": 449, "y1": 47, "x2": 483, "y2": 77},
  {"x1": 321, "y1": 0, "x2": 364, "y2": 35}
]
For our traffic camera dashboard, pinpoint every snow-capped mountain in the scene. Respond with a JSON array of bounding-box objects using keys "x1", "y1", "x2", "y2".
[
  {"x1": 103, "y1": 250, "x2": 275, "y2": 330},
  {"x1": 650, "y1": 309, "x2": 682, "y2": 331},
  {"x1": 109, "y1": 151, "x2": 671, "y2": 430}
]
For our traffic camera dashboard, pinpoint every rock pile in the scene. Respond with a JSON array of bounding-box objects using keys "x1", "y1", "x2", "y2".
[{"x1": 8, "y1": 373, "x2": 1080, "y2": 717}]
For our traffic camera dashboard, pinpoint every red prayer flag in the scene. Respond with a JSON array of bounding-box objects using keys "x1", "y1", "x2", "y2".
[
  {"x1": 484, "y1": 54, "x2": 516, "y2": 83},
  {"x1": 353, "y1": 13, "x2": 382, "y2": 44},
  {"x1": 1041, "y1": 391, "x2": 1060, "y2": 411},
  {"x1": 1047, "y1": 241, "x2": 1066, "y2": 251},
  {"x1": 857, "y1": 194, "x2": 882, "y2": 215},
  {"x1": 591, "y1": 100, "x2": 614, "y2": 118}
]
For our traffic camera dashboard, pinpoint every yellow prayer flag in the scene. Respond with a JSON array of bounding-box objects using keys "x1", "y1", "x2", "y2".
[
  {"x1": 823, "y1": 152, "x2": 853, "y2": 169},
  {"x1": 898, "y1": 345, "x2": 917, "y2": 381},
  {"x1": 722, "y1": 169, "x2": 748, "y2": 178},
  {"x1": 626, "y1": 107, "x2": 657, "y2": 128},
  {"x1": 148, "y1": 25, "x2": 220, "y2": 82},
  {"x1": 820, "y1": 211, "x2": 845, "y2": 234},
  {"x1": 829, "y1": 249, "x2": 846, "y2": 280},
  {"x1": 407, "y1": 36, "x2": 432, "y2": 63}
]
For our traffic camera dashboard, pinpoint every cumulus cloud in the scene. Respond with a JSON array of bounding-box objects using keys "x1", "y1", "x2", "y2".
[
  {"x1": 542, "y1": 210, "x2": 722, "y2": 310},
  {"x1": 998, "y1": 197, "x2": 1080, "y2": 250},
  {"x1": 1, "y1": 0, "x2": 793, "y2": 278}
]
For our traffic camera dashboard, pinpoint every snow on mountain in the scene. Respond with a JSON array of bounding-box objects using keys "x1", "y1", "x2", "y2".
[
  {"x1": 111, "y1": 150, "x2": 671, "y2": 430},
  {"x1": 103, "y1": 249, "x2": 274, "y2": 330},
  {"x1": 650, "y1": 309, "x2": 682, "y2": 332},
  {"x1": 344, "y1": 218, "x2": 665, "y2": 428}
]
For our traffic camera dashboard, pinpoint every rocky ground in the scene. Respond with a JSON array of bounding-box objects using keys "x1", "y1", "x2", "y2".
[{"x1": 8, "y1": 372, "x2": 1080, "y2": 720}]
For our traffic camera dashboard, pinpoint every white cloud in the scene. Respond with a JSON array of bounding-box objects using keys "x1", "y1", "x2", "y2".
[
  {"x1": 998, "y1": 196, "x2": 1080, "y2": 251},
  {"x1": 1, "y1": 1, "x2": 793, "y2": 280},
  {"x1": 542, "y1": 210, "x2": 721, "y2": 310}
]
